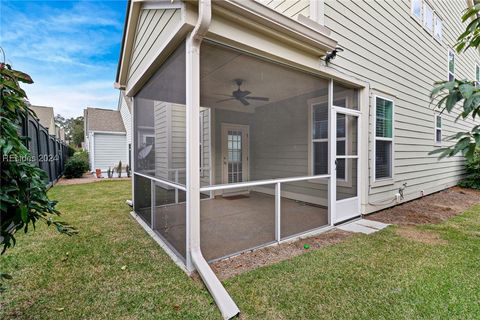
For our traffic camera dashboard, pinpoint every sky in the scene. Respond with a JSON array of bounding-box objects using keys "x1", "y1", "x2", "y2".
[{"x1": 1, "y1": 0, "x2": 127, "y2": 118}]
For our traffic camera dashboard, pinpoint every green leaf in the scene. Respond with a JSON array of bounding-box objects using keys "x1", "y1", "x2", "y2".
[
  {"x1": 20, "y1": 206, "x2": 28, "y2": 223},
  {"x1": 459, "y1": 83, "x2": 474, "y2": 99}
]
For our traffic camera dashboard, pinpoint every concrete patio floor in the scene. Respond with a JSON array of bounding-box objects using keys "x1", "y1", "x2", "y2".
[{"x1": 144, "y1": 192, "x2": 328, "y2": 261}]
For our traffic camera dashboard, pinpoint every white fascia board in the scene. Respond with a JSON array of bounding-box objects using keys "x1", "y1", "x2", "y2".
[
  {"x1": 214, "y1": 0, "x2": 337, "y2": 53},
  {"x1": 140, "y1": 0, "x2": 183, "y2": 10}
]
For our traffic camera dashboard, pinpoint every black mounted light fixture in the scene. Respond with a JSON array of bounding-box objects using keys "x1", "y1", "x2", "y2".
[{"x1": 322, "y1": 47, "x2": 344, "y2": 66}]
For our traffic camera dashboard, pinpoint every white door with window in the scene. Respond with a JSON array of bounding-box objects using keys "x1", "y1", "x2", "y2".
[
  {"x1": 334, "y1": 108, "x2": 360, "y2": 223},
  {"x1": 221, "y1": 124, "x2": 249, "y2": 193}
]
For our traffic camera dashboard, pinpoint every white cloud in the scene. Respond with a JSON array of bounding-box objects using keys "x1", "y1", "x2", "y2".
[
  {"x1": 2, "y1": 1, "x2": 125, "y2": 118},
  {"x1": 25, "y1": 80, "x2": 119, "y2": 118}
]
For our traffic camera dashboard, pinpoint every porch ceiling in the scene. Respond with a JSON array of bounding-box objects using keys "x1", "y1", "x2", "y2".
[{"x1": 200, "y1": 43, "x2": 328, "y2": 113}]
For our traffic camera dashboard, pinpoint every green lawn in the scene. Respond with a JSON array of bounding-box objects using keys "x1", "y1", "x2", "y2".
[{"x1": 1, "y1": 180, "x2": 480, "y2": 319}]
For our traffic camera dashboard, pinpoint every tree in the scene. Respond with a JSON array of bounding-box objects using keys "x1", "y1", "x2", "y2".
[
  {"x1": 430, "y1": 5, "x2": 480, "y2": 160},
  {"x1": 0, "y1": 62, "x2": 77, "y2": 256},
  {"x1": 69, "y1": 116, "x2": 84, "y2": 147},
  {"x1": 54, "y1": 114, "x2": 66, "y2": 128},
  {"x1": 54, "y1": 114, "x2": 84, "y2": 147}
]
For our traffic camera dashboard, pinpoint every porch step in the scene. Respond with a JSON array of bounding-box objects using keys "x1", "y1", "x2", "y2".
[
  {"x1": 337, "y1": 219, "x2": 390, "y2": 235},
  {"x1": 356, "y1": 219, "x2": 390, "y2": 230}
]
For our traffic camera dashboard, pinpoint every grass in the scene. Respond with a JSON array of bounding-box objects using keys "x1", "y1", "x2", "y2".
[{"x1": 1, "y1": 180, "x2": 480, "y2": 319}]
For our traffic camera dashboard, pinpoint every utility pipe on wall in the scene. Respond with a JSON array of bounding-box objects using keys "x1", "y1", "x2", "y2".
[{"x1": 185, "y1": 0, "x2": 240, "y2": 319}]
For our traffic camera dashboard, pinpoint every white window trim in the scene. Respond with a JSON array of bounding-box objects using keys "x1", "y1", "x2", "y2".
[
  {"x1": 475, "y1": 63, "x2": 480, "y2": 87},
  {"x1": 411, "y1": 0, "x2": 423, "y2": 21},
  {"x1": 433, "y1": 13, "x2": 443, "y2": 43},
  {"x1": 448, "y1": 48, "x2": 455, "y2": 81},
  {"x1": 309, "y1": 0, "x2": 325, "y2": 25},
  {"x1": 373, "y1": 95, "x2": 395, "y2": 183},
  {"x1": 423, "y1": 1, "x2": 434, "y2": 34},
  {"x1": 434, "y1": 113, "x2": 442, "y2": 146},
  {"x1": 411, "y1": 0, "x2": 443, "y2": 42}
]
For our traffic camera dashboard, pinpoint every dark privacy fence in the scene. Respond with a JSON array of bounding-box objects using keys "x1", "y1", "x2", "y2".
[{"x1": 18, "y1": 113, "x2": 68, "y2": 186}]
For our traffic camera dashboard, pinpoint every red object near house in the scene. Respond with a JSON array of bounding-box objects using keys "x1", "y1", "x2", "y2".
[{"x1": 95, "y1": 169, "x2": 102, "y2": 178}]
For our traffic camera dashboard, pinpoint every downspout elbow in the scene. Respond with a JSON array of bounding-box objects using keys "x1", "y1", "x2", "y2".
[
  {"x1": 191, "y1": 0, "x2": 212, "y2": 43},
  {"x1": 191, "y1": 249, "x2": 240, "y2": 319}
]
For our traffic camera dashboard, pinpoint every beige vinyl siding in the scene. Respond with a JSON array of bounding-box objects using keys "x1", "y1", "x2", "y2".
[
  {"x1": 255, "y1": 0, "x2": 310, "y2": 20},
  {"x1": 170, "y1": 104, "x2": 187, "y2": 184},
  {"x1": 154, "y1": 101, "x2": 169, "y2": 181},
  {"x1": 119, "y1": 93, "x2": 132, "y2": 146},
  {"x1": 323, "y1": 0, "x2": 477, "y2": 212},
  {"x1": 128, "y1": 8, "x2": 182, "y2": 83},
  {"x1": 154, "y1": 103, "x2": 210, "y2": 185},
  {"x1": 93, "y1": 133, "x2": 127, "y2": 171}
]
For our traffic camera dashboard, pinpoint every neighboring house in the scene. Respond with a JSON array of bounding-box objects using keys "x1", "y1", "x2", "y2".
[
  {"x1": 30, "y1": 105, "x2": 56, "y2": 137},
  {"x1": 30, "y1": 105, "x2": 66, "y2": 142},
  {"x1": 114, "y1": 0, "x2": 478, "y2": 316},
  {"x1": 84, "y1": 107, "x2": 128, "y2": 174}
]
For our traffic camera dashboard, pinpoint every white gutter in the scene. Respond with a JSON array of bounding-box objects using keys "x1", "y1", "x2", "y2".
[{"x1": 185, "y1": 0, "x2": 240, "y2": 319}]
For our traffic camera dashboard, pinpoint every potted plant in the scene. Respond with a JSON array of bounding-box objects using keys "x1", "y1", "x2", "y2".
[
  {"x1": 117, "y1": 161, "x2": 122, "y2": 178},
  {"x1": 95, "y1": 168, "x2": 102, "y2": 178},
  {"x1": 126, "y1": 164, "x2": 131, "y2": 178}
]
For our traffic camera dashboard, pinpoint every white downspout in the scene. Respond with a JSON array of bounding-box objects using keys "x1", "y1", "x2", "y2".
[{"x1": 186, "y1": 0, "x2": 240, "y2": 319}]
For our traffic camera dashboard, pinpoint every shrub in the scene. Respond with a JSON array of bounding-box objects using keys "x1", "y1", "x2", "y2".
[
  {"x1": 458, "y1": 149, "x2": 480, "y2": 190},
  {"x1": 67, "y1": 145, "x2": 76, "y2": 157},
  {"x1": 73, "y1": 150, "x2": 88, "y2": 164},
  {"x1": 63, "y1": 151, "x2": 89, "y2": 179},
  {"x1": 64, "y1": 157, "x2": 88, "y2": 179}
]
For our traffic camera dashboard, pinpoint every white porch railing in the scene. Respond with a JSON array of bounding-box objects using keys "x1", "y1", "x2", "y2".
[
  {"x1": 199, "y1": 174, "x2": 331, "y2": 242},
  {"x1": 133, "y1": 170, "x2": 331, "y2": 254}
]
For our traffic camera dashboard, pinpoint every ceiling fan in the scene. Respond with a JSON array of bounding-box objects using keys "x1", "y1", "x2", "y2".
[{"x1": 215, "y1": 79, "x2": 270, "y2": 106}]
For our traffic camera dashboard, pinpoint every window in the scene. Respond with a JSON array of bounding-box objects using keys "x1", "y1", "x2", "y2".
[
  {"x1": 143, "y1": 135, "x2": 155, "y2": 146},
  {"x1": 375, "y1": 96, "x2": 394, "y2": 180},
  {"x1": 411, "y1": 0, "x2": 422, "y2": 19},
  {"x1": 423, "y1": 2, "x2": 434, "y2": 32},
  {"x1": 448, "y1": 49, "x2": 455, "y2": 81},
  {"x1": 435, "y1": 114, "x2": 442, "y2": 144},
  {"x1": 434, "y1": 14, "x2": 443, "y2": 41}
]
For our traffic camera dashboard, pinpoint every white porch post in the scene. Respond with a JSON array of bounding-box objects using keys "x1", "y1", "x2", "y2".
[
  {"x1": 328, "y1": 79, "x2": 336, "y2": 225},
  {"x1": 275, "y1": 182, "x2": 281, "y2": 241},
  {"x1": 185, "y1": 34, "x2": 201, "y2": 273},
  {"x1": 151, "y1": 179, "x2": 156, "y2": 228}
]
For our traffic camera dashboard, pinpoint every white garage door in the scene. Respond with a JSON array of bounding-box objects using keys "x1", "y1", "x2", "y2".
[{"x1": 93, "y1": 133, "x2": 127, "y2": 171}]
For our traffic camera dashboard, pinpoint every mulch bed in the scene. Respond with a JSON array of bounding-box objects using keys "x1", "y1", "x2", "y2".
[
  {"x1": 55, "y1": 173, "x2": 131, "y2": 186},
  {"x1": 209, "y1": 187, "x2": 480, "y2": 280},
  {"x1": 367, "y1": 187, "x2": 480, "y2": 226},
  {"x1": 210, "y1": 230, "x2": 351, "y2": 281}
]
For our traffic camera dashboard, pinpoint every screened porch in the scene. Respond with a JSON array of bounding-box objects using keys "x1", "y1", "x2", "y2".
[{"x1": 132, "y1": 40, "x2": 360, "y2": 265}]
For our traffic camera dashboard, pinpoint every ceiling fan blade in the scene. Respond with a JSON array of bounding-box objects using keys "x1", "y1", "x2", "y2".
[
  {"x1": 238, "y1": 98, "x2": 250, "y2": 106},
  {"x1": 216, "y1": 97, "x2": 236, "y2": 103},
  {"x1": 245, "y1": 96, "x2": 269, "y2": 101}
]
